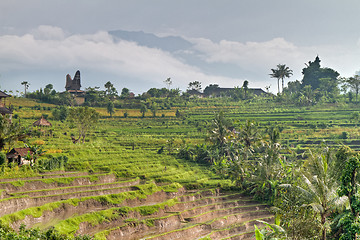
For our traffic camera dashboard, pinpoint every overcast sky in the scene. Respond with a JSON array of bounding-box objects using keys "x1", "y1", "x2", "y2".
[{"x1": 1, "y1": 0, "x2": 360, "y2": 94}]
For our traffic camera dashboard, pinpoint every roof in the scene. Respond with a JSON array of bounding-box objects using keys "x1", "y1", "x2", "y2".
[
  {"x1": 33, "y1": 116, "x2": 52, "y2": 127},
  {"x1": 6, "y1": 148, "x2": 33, "y2": 158},
  {"x1": 250, "y1": 88, "x2": 268, "y2": 96},
  {"x1": 205, "y1": 87, "x2": 268, "y2": 96},
  {"x1": 67, "y1": 90, "x2": 85, "y2": 93},
  {"x1": 187, "y1": 89, "x2": 203, "y2": 95},
  {"x1": 0, "y1": 107, "x2": 13, "y2": 115},
  {"x1": 0, "y1": 91, "x2": 11, "y2": 98}
]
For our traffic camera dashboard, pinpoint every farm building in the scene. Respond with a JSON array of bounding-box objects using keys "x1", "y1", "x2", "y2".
[
  {"x1": 33, "y1": 116, "x2": 52, "y2": 127},
  {"x1": 0, "y1": 91, "x2": 13, "y2": 116},
  {"x1": 6, "y1": 148, "x2": 33, "y2": 165}
]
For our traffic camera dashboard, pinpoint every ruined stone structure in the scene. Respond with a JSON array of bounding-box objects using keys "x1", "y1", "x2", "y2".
[
  {"x1": 65, "y1": 70, "x2": 81, "y2": 91},
  {"x1": 65, "y1": 70, "x2": 85, "y2": 105}
]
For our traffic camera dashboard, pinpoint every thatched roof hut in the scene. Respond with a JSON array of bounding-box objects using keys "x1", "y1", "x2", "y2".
[
  {"x1": 33, "y1": 116, "x2": 52, "y2": 127},
  {"x1": 0, "y1": 91, "x2": 12, "y2": 115}
]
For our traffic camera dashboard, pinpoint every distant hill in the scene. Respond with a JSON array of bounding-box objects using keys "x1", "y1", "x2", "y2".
[{"x1": 109, "y1": 30, "x2": 193, "y2": 52}]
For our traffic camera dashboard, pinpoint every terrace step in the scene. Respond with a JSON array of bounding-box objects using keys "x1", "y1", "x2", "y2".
[
  {"x1": 0, "y1": 173, "x2": 117, "y2": 195},
  {"x1": 88, "y1": 190, "x2": 271, "y2": 240},
  {"x1": 0, "y1": 171, "x2": 89, "y2": 183},
  {"x1": 9, "y1": 178, "x2": 140, "y2": 198},
  {"x1": 2, "y1": 182, "x2": 185, "y2": 230},
  {"x1": 138, "y1": 210, "x2": 272, "y2": 240}
]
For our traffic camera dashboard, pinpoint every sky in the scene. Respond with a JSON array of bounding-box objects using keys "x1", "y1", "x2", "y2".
[{"x1": 1, "y1": 0, "x2": 360, "y2": 95}]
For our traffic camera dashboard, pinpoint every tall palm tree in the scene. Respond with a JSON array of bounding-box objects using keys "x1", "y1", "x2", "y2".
[
  {"x1": 21, "y1": 81, "x2": 29, "y2": 96},
  {"x1": 104, "y1": 81, "x2": 113, "y2": 95},
  {"x1": 242, "y1": 80, "x2": 249, "y2": 99},
  {"x1": 270, "y1": 64, "x2": 293, "y2": 94}
]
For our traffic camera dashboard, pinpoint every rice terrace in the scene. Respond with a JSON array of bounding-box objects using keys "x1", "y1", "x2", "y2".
[{"x1": 1, "y1": 55, "x2": 360, "y2": 240}]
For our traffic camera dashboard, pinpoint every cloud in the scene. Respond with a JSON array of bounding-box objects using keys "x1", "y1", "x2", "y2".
[
  {"x1": 1, "y1": 25, "x2": 359, "y2": 94},
  {"x1": 0, "y1": 25, "x2": 242, "y2": 92},
  {"x1": 187, "y1": 36, "x2": 360, "y2": 91}
]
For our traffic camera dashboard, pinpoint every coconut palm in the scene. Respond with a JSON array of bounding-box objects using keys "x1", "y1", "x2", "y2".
[
  {"x1": 21, "y1": 81, "x2": 29, "y2": 96},
  {"x1": 208, "y1": 111, "x2": 232, "y2": 155},
  {"x1": 282, "y1": 148, "x2": 347, "y2": 240},
  {"x1": 270, "y1": 64, "x2": 293, "y2": 94}
]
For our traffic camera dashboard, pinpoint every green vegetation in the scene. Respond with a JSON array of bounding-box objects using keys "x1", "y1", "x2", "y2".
[{"x1": 4, "y1": 56, "x2": 360, "y2": 239}]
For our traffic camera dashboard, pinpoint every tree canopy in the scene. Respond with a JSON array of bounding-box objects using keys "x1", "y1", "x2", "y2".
[
  {"x1": 301, "y1": 56, "x2": 339, "y2": 90},
  {"x1": 68, "y1": 107, "x2": 99, "y2": 143}
]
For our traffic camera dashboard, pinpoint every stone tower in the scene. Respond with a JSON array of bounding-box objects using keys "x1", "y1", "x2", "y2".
[{"x1": 65, "y1": 70, "x2": 81, "y2": 91}]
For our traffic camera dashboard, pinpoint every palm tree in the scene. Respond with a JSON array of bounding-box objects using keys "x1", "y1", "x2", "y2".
[
  {"x1": 208, "y1": 111, "x2": 232, "y2": 154},
  {"x1": 238, "y1": 120, "x2": 261, "y2": 160},
  {"x1": 282, "y1": 149, "x2": 347, "y2": 240},
  {"x1": 346, "y1": 75, "x2": 360, "y2": 102},
  {"x1": 104, "y1": 81, "x2": 113, "y2": 95},
  {"x1": 242, "y1": 80, "x2": 249, "y2": 99},
  {"x1": 21, "y1": 81, "x2": 29, "y2": 96},
  {"x1": 270, "y1": 64, "x2": 293, "y2": 94}
]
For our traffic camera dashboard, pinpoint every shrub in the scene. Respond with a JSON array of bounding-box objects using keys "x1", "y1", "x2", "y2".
[
  {"x1": 38, "y1": 156, "x2": 68, "y2": 170},
  {"x1": 340, "y1": 131, "x2": 349, "y2": 139},
  {"x1": 0, "y1": 152, "x2": 6, "y2": 165}
]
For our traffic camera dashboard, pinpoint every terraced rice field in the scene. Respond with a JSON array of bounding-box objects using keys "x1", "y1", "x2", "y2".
[
  {"x1": 0, "y1": 171, "x2": 272, "y2": 239},
  {"x1": 3, "y1": 97, "x2": 359, "y2": 239}
]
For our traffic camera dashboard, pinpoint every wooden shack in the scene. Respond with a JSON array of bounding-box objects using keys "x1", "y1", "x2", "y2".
[{"x1": 6, "y1": 148, "x2": 33, "y2": 165}]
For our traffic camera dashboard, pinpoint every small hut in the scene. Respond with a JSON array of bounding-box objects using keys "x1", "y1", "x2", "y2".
[
  {"x1": 33, "y1": 116, "x2": 52, "y2": 136},
  {"x1": 0, "y1": 91, "x2": 13, "y2": 116},
  {"x1": 6, "y1": 148, "x2": 33, "y2": 165},
  {"x1": 33, "y1": 116, "x2": 52, "y2": 127}
]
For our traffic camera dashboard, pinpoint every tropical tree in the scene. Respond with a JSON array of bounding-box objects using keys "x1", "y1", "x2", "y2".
[
  {"x1": 151, "y1": 103, "x2": 157, "y2": 117},
  {"x1": 242, "y1": 80, "x2": 249, "y2": 99},
  {"x1": 270, "y1": 64, "x2": 293, "y2": 94},
  {"x1": 164, "y1": 77, "x2": 172, "y2": 90},
  {"x1": 333, "y1": 147, "x2": 360, "y2": 239},
  {"x1": 21, "y1": 81, "x2": 30, "y2": 96},
  {"x1": 120, "y1": 87, "x2": 130, "y2": 99},
  {"x1": 68, "y1": 107, "x2": 99, "y2": 143},
  {"x1": 207, "y1": 111, "x2": 232, "y2": 155},
  {"x1": 107, "y1": 101, "x2": 115, "y2": 117},
  {"x1": 282, "y1": 148, "x2": 346, "y2": 240},
  {"x1": 237, "y1": 120, "x2": 261, "y2": 161},
  {"x1": 301, "y1": 56, "x2": 339, "y2": 91},
  {"x1": 44, "y1": 84, "x2": 53, "y2": 95},
  {"x1": 346, "y1": 75, "x2": 360, "y2": 102},
  {"x1": 104, "y1": 81, "x2": 113, "y2": 95},
  {"x1": 140, "y1": 104, "x2": 147, "y2": 118},
  {"x1": 188, "y1": 81, "x2": 202, "y2": 91},
  {"x1": 52, "y1": 106, "x2": 68, "y2": 122}
]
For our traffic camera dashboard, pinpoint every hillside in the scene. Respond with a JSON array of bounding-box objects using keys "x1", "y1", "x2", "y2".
[{"x1": 1, "y1": 97, "x2": 359, "y2": 239}]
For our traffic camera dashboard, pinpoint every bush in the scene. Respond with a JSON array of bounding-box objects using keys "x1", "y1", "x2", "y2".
[
  {"x1": 38, "y1": 156, "x2": 68, "y2": 170},
  {"x1": 0, "y1": 152, "x2": 6, "y2": 165},
  {"x1": 340, "y1": 131, "x2": 349, "y2": 139}
]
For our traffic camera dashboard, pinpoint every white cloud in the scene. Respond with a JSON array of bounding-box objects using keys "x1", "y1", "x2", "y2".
[
  {"x1": 31, "y1": 25, "x2": 66, "y2": 40},
  {"x1": 2, "y1": 25, "x2": 360, "y2": 94},
  {"x1": 0, "y1": 26, "x2": 243, "y2": 92}
]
